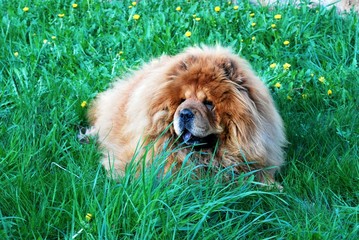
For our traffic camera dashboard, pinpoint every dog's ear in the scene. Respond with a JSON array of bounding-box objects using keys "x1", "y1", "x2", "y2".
[
  {"x1": 217, "y1": 58, "x2": 239, "y2": 81},
  {"x1": 179, "y1": 55, "x2": 197, "y2": 71}
]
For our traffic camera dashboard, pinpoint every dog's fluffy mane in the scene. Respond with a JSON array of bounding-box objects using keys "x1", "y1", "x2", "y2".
[{"x1": 88, "y1": 45, "x2": 286, "y2": 183}]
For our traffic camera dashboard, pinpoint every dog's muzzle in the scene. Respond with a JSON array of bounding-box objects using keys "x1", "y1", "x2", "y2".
[
  {"x1": 177, "y1": 108, "x2": 216, "y2": 146},
  {"x1": 178, "y1": 108, "x2": 197, "y2": 144}
]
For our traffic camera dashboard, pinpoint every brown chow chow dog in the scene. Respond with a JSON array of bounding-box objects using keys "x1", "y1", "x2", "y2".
[{"x1": 86, "y1": 45, "x2": 286, "y2": 186}]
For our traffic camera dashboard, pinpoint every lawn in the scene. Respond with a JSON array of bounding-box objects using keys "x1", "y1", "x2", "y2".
[{"x1": 1, "y1": 0, "x2": 358, "y2": 239}]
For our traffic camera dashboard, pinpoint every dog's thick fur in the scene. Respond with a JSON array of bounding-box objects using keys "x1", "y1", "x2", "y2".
[{"x1": 87, "y1": 46, "x2": 286, "y2": 185}]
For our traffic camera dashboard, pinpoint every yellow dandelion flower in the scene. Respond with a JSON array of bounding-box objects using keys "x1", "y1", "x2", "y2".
[
  {"x1": 43, "y1": 39, "x2": 48, "y2": 44},
  {"x1": 283, "y1": 63, "x2": 291, "y2": 70},
  {"x1": 271, "y1": 24, "x2": 276, "y2": 28},
  {"x1": 252, "y1": 36, "x2": 256, "y2": 41},
  {"x1": 310, "y1": 73, "x2": 314, "y2": 77},
  {"x1": 133, "y1": 14, "x2": 140, "y2": 20},
  {"x1": 14, "y1": 52, "x2": 19, "y2": 57},
  {"x1": 132, "y1": 2, "x2": 137, "y2": 6},
  {"x1": 214, "y1": 6, "x2": 220, "y2": 12},
  {"x1": 319, "y1": 76, "x2": 325, "y2": 83},
  {"x1": 72, "y1": 3, "x2": 78, "y2": 8},
  {"x1": 274, "y1": 14, "x2": 282, "y2": 19},
  {"x1": 23, "y1": 6, "x2": 29, "y2": 12},
  {"x1": 185, "y1": 31, "x2": 191, "y2": 37},
  {"x1": 275, "y1": 82, "x2": 282, "y2": 88},
  {"x1": 128, "y1": 5, "x2": 133, "y2": 9},
  {"x1": 251, "y1": 22, "x2": 256, "y2": 27},
  {"x1": 85, "y1": 213, "x2": 93, "y2": 222},
  {"x1": 283, "y1": 40, "x2": 290, "y2": 45},
  {"x1": 176, "y1": 6, "x2": 181, "y2": 11},
  {"x1": 51, "y1": 36, "x2": 57, "y2": 40},
  {"x1": 58, "y1": 13, "x2": 65, "y2": 18},
  {"x1": 302, "y1": 94, "x2": 308, "y2": 99},
  {"x1": 195, "y1": 17, "x2": 201, "y2": 21},
  {"x1": 233, "y1": 6, "x2": 239, "y2": 10},
  {"x1": 327, "y1": 89, "x2": 332, "y2": 95},
  {"x1": 270, "y1": 63, "x2": 277, "y2": 69},
  {"x1": 81, "y1": 101, "x2": 87, "y2": 108},
  {"x1": 250, "y1": 13, "x2": 255, "y2": 17}
]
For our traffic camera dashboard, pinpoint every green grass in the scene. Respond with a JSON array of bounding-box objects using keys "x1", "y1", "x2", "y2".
[{"x1": 1, "y1": 0, "x2": 358, "y2": 239}]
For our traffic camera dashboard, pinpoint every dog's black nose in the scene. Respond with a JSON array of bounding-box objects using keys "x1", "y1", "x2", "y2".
[{"x1": 180, "y1": 109, "x2": 194, "y2": 122}]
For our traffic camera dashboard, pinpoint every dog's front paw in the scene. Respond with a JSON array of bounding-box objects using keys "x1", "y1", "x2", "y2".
[{"x1": 77, "y1": 126, "x2": 97, "y2": 144}]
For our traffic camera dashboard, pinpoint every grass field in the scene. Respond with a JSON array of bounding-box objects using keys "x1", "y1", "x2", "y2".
[{"x1": 1, "y1": 0, "x2": 358, "y2": 239}]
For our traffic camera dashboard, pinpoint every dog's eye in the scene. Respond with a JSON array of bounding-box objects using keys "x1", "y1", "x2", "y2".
[{"x1": 203, "y1": 100, "x2": 214, "y2": 111}]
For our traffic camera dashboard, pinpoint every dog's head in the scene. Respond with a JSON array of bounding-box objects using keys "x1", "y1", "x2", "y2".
[{"x1": 148, "y1": 46, "x2": 284, "y2": 162}]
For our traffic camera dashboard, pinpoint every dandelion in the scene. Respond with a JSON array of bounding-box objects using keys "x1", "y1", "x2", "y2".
[
  {"x1": 72, "y1": 3, "x2": 78, "y2": 8},
  {"x1": 250, "y1": 13, "x2": 255, "y2": 17},
  {"x1": 310, "y1": 73, "x2": 314, "y2": 77},
  {"x1": 43, "y1": 39, "x2": 48, "y2": 44},
  {"x1": 233, "y1": 6, "x2": 239, "y2": 10},
  {"x1": 23, "y1": 6, "x2": 29, "y2": 12},
  {"x1": 14, "y1": 52, "x2": 19, "y2": 57},
  {"x1": 81, "y1": 101, "x2": 87, "y2": 108},
  {"x1": 275, "y1": 82, "x2": 282, "y2": 88},
  {"x1": 327, "y1": 89, "x2": 332, "y2": 95},
  {"x1": 133, "y1": 14, "x2": 140, "y2": 20},
  {"x1": 251, "y1": 22, "x2": 256, "y2": 27},
  {"x1": 85, "y1": 213, "x2": 93, "y2": 222},
  {"x1": 132, "y1": 2, "x2": 137, "y2": 6},
  {"x1": 283, "y1": 40, "x2": 290, "y2": 45},
  {"x1": 195, "y1": 17, "x2": 201, "y2": 21},
  {"x1": 274, "y1": 14, "x2": 282, "y2": 19},
  {"x1": 283, "y1": 63, "x2": 291, "y2": 70},
  {"x1": 271, "y1": 24, "x2": 276, "y2": 28},
  {"x1": 270, "y1": 63, "x2": 277, "y2": 69},
  {"x1": 319, "y1": 76, "x2": 325, "y2": 83},
  {"x1": 72, "y1": 213, "x2": 93, "y2": 238},
  {"x1": 252, "y1": 36, "x2": 256, "y2": 41},
  {"x1": 185, "y1": 31, "x2": 191, "y2": 37},
  {"x1": 176, "y1": 6, "x2": 181, "y2": 11},
  {"x1": 51, "y1": 36, "x2": 57, "y2": 40},
  {"x1": 58, "y1": 13, "x2": 65, "y2": 18},
  {"x1": 214, "y1": 6, "x2": 220, "y2": 12},
  {"x1": 302, "y1": 94, "x2": 308, "y2": 99}
]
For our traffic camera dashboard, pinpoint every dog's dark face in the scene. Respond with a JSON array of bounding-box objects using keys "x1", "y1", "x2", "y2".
[{"x1": 173, "y1": 98, "x2": 220, "y2": 146}]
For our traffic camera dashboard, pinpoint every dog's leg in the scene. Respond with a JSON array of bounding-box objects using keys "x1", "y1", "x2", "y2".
[{"x1": 257, "y1": 171, "x2": 284, "y2": 192}]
